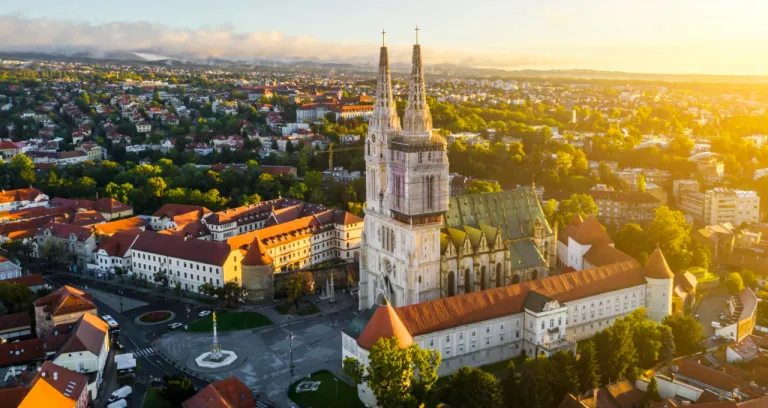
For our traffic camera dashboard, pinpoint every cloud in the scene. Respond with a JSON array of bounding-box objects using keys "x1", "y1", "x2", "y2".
[{"x1": 0, "y1": 14, "x2": 572, "y2": 69}]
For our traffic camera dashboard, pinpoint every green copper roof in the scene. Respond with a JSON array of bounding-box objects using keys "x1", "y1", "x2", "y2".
[
  {"x1": 479, "y1": 224, "x2": 499, "y2": 247},
  {"x1": 446, "y1": 227, "x2": 468, "y2": 250},
  {"x1": 445, "y1": 187, "x2": 551, "y2": 241},
  {"x1": 508, "y1": 239, "x2": 546, "y2": 270},
  {"x1": 342, "y1": 304, "x2": 379, "y2": 340}
]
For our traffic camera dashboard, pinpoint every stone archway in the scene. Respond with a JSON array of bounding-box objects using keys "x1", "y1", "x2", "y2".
[
  {"x1": 447, "y1": 271, "x2": 456, "y2": 296},
  {"x1": 480, "y1": 266, "x2": 487, "y2": 290},
  {"x1": 495, "y1": 263, "x2": 502, "y2": 288},
  {"x1": 531, "y1": 269, "x2": 539, "y2": 280},
  {"x1": 464, "y1": 268, "x2": 471, "y2": 294},
  {"x1": 511, "y1": 274, "x2": 521, "y2": 284}
]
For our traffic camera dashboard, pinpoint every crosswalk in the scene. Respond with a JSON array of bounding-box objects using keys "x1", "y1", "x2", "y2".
[{"x1": 133, "y1": 347, "x2": 156, "y2": 357}]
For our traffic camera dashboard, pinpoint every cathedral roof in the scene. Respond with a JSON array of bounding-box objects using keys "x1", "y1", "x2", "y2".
[
  {"x1": 644, "y1": 248, "x2": 674, "y2": 279},
  {"x1": 508, "y1": 239, "x2": 547, "y2": 269},
  {"x1": 391, "y1": 259, "x2": 644, "y2": 337},
  {"x1": 357, "y1": 302, "x2": 413, "y2": 350},
  {"x1": 444, "y1": 187, "x2": 551, "y2": 242},
  {"x1": 478, "y1": 224, "x2": 499, "y2": 247},
  {"x1": 462, "y1": 225, "x2": 484, "y2": 250},
  {"x1": 446, "y1": 227, "x2": 467, "y2": 250}
]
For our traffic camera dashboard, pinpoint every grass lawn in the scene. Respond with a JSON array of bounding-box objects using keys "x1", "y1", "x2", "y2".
[
  {"x1": 288, "y1": 370, "x2": 365, "y2": 408},
  {"x1": 142, "y1": 388, "x2": 172, "y2": 408},
  {"x1": 275, "y1": 301, "x2": 321, "y2": 316},
  {"x1": 186, "y1": 312, "x2": 272, "y2": 332}
]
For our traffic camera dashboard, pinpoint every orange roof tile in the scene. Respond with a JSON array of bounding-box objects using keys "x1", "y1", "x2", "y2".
[
  {"x1": 357, "y1": 302, "x2": 414, "y2": 350},
  {"x1": 583, "y1": 243, "x2": 635, "y2": 267},
  {"x1": 242, "y1": 238, "x2": 273, "y2": 266},
  {"x1": 644, "y1": 248, "x2": 674, "y2": 279},
  {"x1": 20, "y1": 362, "x2": 88, "y2": 408},
  {"x1": 182, "y1": 377, "x2": 257, "y2": 408},
  {"x1": 393, "y1": 260, "x2": 644, "y2": 337},
  {"x1": 92, "y1": 216, "x2": 148, "y2": 236}
]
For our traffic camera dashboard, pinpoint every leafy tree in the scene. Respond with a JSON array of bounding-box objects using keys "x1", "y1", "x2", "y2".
[
  {"x1": 659, "y1": 325, "x2": 676, "y2": 363},
  {"x1": 286, "y1": 271, "x2": 314, "y2": 308},
  {"x1": 343, "y1": 337, "x2": 441, "y2": 408},
  {"x1": 662, "y1": 314, "x2": 703, "y2": 356},
  {"x1": 595, "y1": 318, "x2": 637, "y2": 383},
  {"x1": 161, "y1": 375, "x2": 196, "y2": 406},
  {"x1": 741, "y1": 269, "x2": 757, "y2": 288},
  {"x1": 40, "y1": 240, "x2": 62, "y2": 265},
  {"x1": 0, "y1": 281, "x2": 35, "y2": 313},
  {"x1": 516, "y1": 357, "x2": 554, "y2": 408},
  {"x1": 637, "y1": 174, "x2": 646, "y2": 192},
  {"x1": 558, "y1": 193, "x2": 598, "y2": 228},
  {"x1": 464, "y1": 180, "x2": 503, "y2": 195},
  {"x1": 614, "y1": 223, "x2": 649, "y2": 264},
  {"x1": 154, "y1": 269, "x2": 169, "y2": 290},
  {"x1": 8, "y1": 154, "x2": 36, "y2": 188},
  {"x1": 646, "y1": 206, "x2": 692, "y2": 271},
  {"x1": 437, "y1": 366, "x2": 502, "y2": 408},
  {"x1": 577, "y1": 341, "x2": 600, "y2": 393},
  {"x1": 726, "y1": 272, "x2": 745, "y2": 294},
  {"x1": 643, "y1": 377, "x2": 662, "y2": 406},
  {"x1": 217, "y1": 281, "x2": 245, "y2": 307},
  {"x1": 550, "y1": 351, "x2": 580, "y2": 403}
]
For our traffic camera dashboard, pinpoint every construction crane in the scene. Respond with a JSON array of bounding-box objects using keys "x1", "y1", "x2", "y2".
[{"x1": 321, "y1": 143, "x2": 364, "y2": 170}]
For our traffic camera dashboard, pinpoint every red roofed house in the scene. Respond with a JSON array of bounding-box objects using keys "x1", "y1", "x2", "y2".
[
  {"x1": 19, "y1": 361, "x2": 89, "y2": 408},
  {"x1": 182, "y1": 377, "x2": 257, "y2": 408},
  {"x1": 52, "y1": 314, "x2": 110, "y2": 399},
  {"x1": 0, "y1": 338, "x2": 46, "y2": 384},
  {"x1": 0, "y1": 140, "x2": 21, "y2": 159},
  {"x1": 0, "y1": 311, "x2": 32, "y2": 341},
  {"x1": 0, "y1": 188, "x2": 49, "y2": 212},
  {"x1": 258, "y1": 165, "x2": 297, "y2": 178},
  {"x1": 33, "y1": 285, "x2": 97, "y2": 337},
  {"x1": 92, "y1": 229, "x2": 141, "y2": 276},
  {"x1": 150, "y1": 204, "x2": 211, "y2": 231}
]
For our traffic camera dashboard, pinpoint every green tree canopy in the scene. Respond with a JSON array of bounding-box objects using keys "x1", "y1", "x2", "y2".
[{"x1": 437, "y1": 366, "x2": 502, "y2": 408}]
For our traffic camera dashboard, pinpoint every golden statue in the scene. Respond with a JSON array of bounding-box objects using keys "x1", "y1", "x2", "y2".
[{"x1": 212, "y1": 311, "x2": 217, "y2": 323}]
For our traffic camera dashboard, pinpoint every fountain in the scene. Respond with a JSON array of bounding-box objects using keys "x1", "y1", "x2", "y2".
[{"x1": 194, "y1": 312, "x2": 237, "y2": 368}]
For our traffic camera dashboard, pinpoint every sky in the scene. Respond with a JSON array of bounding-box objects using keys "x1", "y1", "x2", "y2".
[{"x1": 2, "y1": 0, "x2": 768, "y2": 75}]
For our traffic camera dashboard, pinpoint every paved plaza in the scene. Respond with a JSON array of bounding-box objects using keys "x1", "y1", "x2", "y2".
[
  {"x1": 155, "y1": 297, "x2": 357, "y2": 407},
  {"x1": 89, "y1": 288, "x2": 149, "y2": 312}
]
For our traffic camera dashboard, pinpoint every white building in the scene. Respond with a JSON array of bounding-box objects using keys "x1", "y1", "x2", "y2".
[
  {"x1": 136, "y1": 121, "x2": 152, "y2": 133},
  {"x1": 0, "y1": 188, "x2": 49, "y2": 212},
  {"x1": 680, "y1": 188, "x2": 760, "y2": 226},
  {"x1": 0, "y1": 256, "x2": 22, "y2": 280},
  {"x1": 52, "y1": 313, "x2": 110, "y2": 399}
]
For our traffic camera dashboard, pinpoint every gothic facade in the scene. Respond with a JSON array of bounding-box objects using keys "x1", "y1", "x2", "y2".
[{"x1": 358, "y1": 37, "x2": 556, "y2": 310}]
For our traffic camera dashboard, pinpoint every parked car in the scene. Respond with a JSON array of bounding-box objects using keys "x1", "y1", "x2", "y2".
[
  {"x1": 107, "y1": 399, "x2": 128, "y2": 408},
  {"x1": 168, "y1": 322, "x2": 183, "y2": 330},
  {"x1": 711, "y1": 321, "x2": 722, "y2": 329},
  {"x1": 720, "y1": 313, "x2": 728, "y2": 320},
  {"x1": 199, "y1": 310, "x2": 211, "y2": 317},
  {"x1": 109, "y1": 386, "x2": 132, "y2": 402}
]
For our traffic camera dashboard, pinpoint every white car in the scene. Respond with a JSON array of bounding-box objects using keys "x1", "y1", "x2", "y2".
[
  {"x1": 168, "y1": 322, "x2": 183, "y2": 330},
  {"x1": 199, "y1": 310, "x2": 211, "y2": 318}
]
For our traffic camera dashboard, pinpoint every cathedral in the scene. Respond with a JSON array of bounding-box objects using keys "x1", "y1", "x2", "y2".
[{"x1": 357, "y1": 33, "x2": 556, "y2": 310}]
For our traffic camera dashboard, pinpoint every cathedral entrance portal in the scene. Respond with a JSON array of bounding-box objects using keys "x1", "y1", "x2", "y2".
[
  {"x1": 495, "y1": 263, "x2": 502, "y2": 288},
  {"x1": 447, "y1": 272, "x2": 456, "y2": 296},
  {"x1": 511, "y1": 274, "x2": 520, "y2": 284},
  {"x1": 464, "y1": 268, "x2": 471, "y2": 294},
  {"x1": 480, "y1": 266, "x2": 487, "y2": 290}
]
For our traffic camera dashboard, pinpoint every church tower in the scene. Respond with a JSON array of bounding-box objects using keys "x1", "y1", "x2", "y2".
[{"x1": 359, "y1": 28, "x2": 449, "y2": 310}]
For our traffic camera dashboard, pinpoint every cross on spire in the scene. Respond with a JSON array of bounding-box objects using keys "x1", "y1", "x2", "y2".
[
  {"x1": 415, "y1": 25, "x2": 420, "y2": 44},
  {"x1": 382, "y1": 29, "x2": 386, "y2": 46}
]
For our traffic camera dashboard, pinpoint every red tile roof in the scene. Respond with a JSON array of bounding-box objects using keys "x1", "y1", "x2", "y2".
[
  {"x1": 645, "y1": 248, "x2": 674, "y2": 279},
  {"x1": 39, "y1": 222, "x2": 93, "y2": 242},
  {"x1": 34, "y1": 285, "x2": 96, "y2": 317},
  {"x1": 70, "y1": 210, "x2": 106, "y2": 226},
  {"x1": 393, "y1": 260, "x2": 644, "y2": 337},
  {"x1": 92, "y1": 216, "x2": 148, "y2": 236},
  {"x1": 0, "y1": 311, "x2": 31, "y2": 331},
  {"x1": 152, "y1": 204, "x2": 211, "y2": 218},
  {"x1": 583, "y1": 243, "x2": 635, "y2": 267},
  {"x1": 0, "y1": 387, "x2": 28, "y2": 408},
  {"x1": 559, "y1": 216, "x2": 612, "y2": 246},
  {"x1": 0, "y1": 338, "x2": 45, "y2": 367},
  {"x1": 357, "y1": 302, "x2": 413, "y2": 350},
  {"x1": 95, "y1": 230, "x2": 141, "y2": 257},
  {"x1": 94, "y1": 197, "x2": 132, "y2": 214},
  {"x1": 58, "y1": 313, "x2": 108, "y2": 356},
  {"x1": 6, "y1": 274, "x2": 46, "y2": 288},
  {"x1": 182, "y1": 377, "x2": 257, "y2": 408},
  {"x1": 132, "y1": 231, "x2": 233, "y2": 266},
  {"x1": 0, "y1": 188, "x2": 46, "y2": 205},
  {"x1": 21, "y1": 362, "x2": 88, "y2": 408}
]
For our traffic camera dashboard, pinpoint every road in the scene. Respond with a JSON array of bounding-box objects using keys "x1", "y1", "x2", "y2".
[{"x1": 44, "y1": 273, "x2": 277, "y2": 408}]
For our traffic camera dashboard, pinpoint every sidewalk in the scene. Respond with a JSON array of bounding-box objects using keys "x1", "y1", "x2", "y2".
[{"x1": 251, "y1": 292, "x2": 356, "y2": 326}]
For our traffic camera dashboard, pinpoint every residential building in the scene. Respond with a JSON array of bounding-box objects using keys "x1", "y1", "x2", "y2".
[
  {"x1": 0, "y1": 140, "x2": 21, "y2": 159},
  {"x1": 52, "y1": 314, "x2": 110, "y2": 399},
  {"x1": 50, "y1": 197, "x2": 134, "y2": 221},
  {"x1": 149, "y1": 204, "x2": 211, "y2": 231},
  {"x1": 19, "y1": 361, "x2": 90, "y2": 408},
  {"x1": 136, "y1": 121, "x2": 151, "y2": 133},
  {"x1": 182, "y1": 377, "x2": 257, "y2": 408},
  {"x1": 0, "y1": 256, "x2": 21, "y2": 280},
  {"x1": 556, "y1": 215, "x2": 634, "y2": 271},
  {"x1": 57, "y1": 151, "x2": 88, "y2": 165},
  {"x1": 697, "y1": 157, "x2": 725, "y2": 183},
  {"x1": 680, "y1": 188, "x2": 760, "y2": 226},
  {"x1": 91, "y1": 216, "x2": 149, "y2": 238},
  {"x1": 259, "y1": 165, "x2": 297, "y2": 178},
  {"x1": 322, "y1": 167, "x2": 362, "y2": 183},
  {"x1": 33, "y1": 285, "x2": 97, "y2": 337},
  {"x1": 34, "y1": 223, "x2": 97, "y2": 268},
  {"x1": 0, "y1": 338, "x2": 46, "y2": 385},
  {"x1": 672, "y1": 179, "x2": 700, "y2": 204},
  {"x1": 334, "y1": 105, "x2": 374, "y2": 120},
  {"x1": 590, "y1": 190, "x2": 661, "y2": 227},
  {"x1": 130, "y1": 231, "x2": 242, "y2": 293},
  {"x1": 202, "y1": 198, "x2": 325, "y2": 241},
  {"x1": 92, "y1": 229, "x2": 140, "y2": 275}
]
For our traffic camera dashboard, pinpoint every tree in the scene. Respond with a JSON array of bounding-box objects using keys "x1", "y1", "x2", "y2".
[
  {"x1": 114, "y1": 266, "x2": 126, "y2": 282},
  {"x1": 643, "y1": 377, "x2": 662, "y2": 406},
  {"x1": 198, "y1": 282, "x2": 216, "y2": 297},
  {"x1": 154, "y1": 269, "x2": 169, "y2": 290},
  {"x1": 437, "y1": 366, "x2": 502, "y2": 408},
  {"x1": 217, "y1": 281, "x2": 245, "y2": 307},
  {"x1": 558, "y1": 193, "x2": 598, "y2": 229},
  {"x1": 577, "y1": 341, "x2": 600, "y2": 393},
  {"x1": 550, "y1": 351, "x2": 580, "y2": 403},
  {"x1": 614, "y1": 223, "x2": 649, "y2": 264},
  {"x1": 0, "y1": 281, "x2": 35, "y2": 313},
  {"x1": 40, "y1": 240, "x2": 61, "y2": 265},
  {"x1": 659, "y1": 325, "x2": 676, "y2": 363},
  {"x1": 646, "y1": 206, "x2": 692, "y2": 271},
  {"x1": 8, "y1": 154, "x2": 36, "y2": 187},
  {"x1": 343, "y1": 337, "x2": 441, "y2": 408},
  {"x1": 726, "y1": 272, "x2": 745, "y2": 294},
  {"x1": 595, "y1": 319, "x2": 637, "y2": 383},
  {"x1": 662, "y1": 314, "x2": 703, "y2": 356},
  {"x1": 161, "y1": 375, "x2": 196, "y2": 406},
  {"x1": 516, "y1": 357, "x2": 554, "y2": 408},
  {"x1": 285, "y1": 271, "x2": 314, "y2": 308},
  {"x1": 464, "y1": 180, "x2": 502, "y2": 195},
  {"x1": 637, "y1": 174, "x2": 647, "y2": 192},
  {"x1": 741, "y1": 269, "x2": 757, "y2": 288}
]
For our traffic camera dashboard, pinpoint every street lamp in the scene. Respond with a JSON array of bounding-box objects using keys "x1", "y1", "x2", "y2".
[
  {"x1": 118, "y1": 290, "x2": 124, "y2": 314},
  {"x1": 334, "y1": 377, "x2": 338, "y2": 399},
  {"x1": 288, "y1": 331, "x2": 295, "y2": 376}
]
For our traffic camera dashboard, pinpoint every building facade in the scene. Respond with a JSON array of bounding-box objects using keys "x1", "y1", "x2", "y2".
[{"x1": 680, "y1": 188, "x2": 760, "y2": 226}]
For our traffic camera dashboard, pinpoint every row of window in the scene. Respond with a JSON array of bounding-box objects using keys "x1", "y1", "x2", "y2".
[{"x1": 134, "y1": 252, "x2": 221, "y2": 274}]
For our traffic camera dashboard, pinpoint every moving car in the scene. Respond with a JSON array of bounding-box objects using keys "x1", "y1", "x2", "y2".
[
  {"x1": 168, "y1": 322, "x2": 183, "y2": 330},
  {"x1": 711, "y1": 321, "x2": 721, "y2": 329},
  {"x1": 199, "y1": 310, "x2": 211, "y2": 317}
]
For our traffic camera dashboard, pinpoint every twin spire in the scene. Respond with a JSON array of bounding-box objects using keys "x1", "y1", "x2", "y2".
[{"x1": 372, "y1": 27, "x2": 432, "y2": 138}]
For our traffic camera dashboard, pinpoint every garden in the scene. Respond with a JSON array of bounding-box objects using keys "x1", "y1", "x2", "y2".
[
  {"x1": 186, "y1": 311, "x2": 272, "y2": 332},
  {"x1": 288, "y1": 370, "x2": 364, "y2": 408},
  {"x1": 138, "y1": 311, "x2": 174, "y2": 324}
]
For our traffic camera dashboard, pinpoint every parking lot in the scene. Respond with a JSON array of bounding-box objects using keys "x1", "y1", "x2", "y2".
[{"x1": 695, "y1": 287, "x2": 731, "y2": 337}]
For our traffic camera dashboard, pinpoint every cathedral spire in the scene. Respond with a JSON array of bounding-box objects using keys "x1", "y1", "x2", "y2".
[
  {"x1": 402, "y1": 26, "x2": 433, "y2": 137},
  {"x1": 371, "y1": 32, "x2": 400, "y2": 132}
]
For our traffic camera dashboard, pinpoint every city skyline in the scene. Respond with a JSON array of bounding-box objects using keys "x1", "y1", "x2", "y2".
[{"x1": 1, "y1": 1, "x2": 768, "y2": 75}]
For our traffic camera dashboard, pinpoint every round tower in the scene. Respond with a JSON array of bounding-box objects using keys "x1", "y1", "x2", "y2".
[{"x1": 644, "y1": 248, "x2": 674, "y2": 322}]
